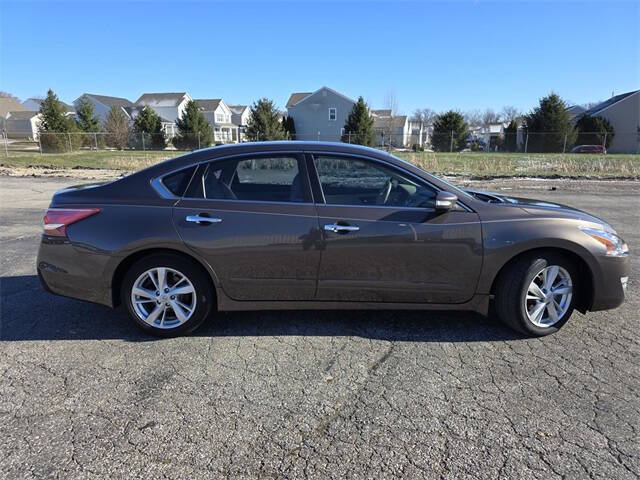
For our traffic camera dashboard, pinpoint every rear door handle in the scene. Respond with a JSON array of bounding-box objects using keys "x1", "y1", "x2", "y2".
[
  {"x1": 186, "y1": 215, "x2": 222, "y2": 225},
  {"x1": 324, "y1": 223, "x2": 359, "y2": 233}
]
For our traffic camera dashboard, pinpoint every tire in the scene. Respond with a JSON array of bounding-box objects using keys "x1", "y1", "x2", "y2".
[
  {"x1": 121, "y1": 253, "x2": 214, "y2": 337},
  {"x1": 494, "y1": 252, "x2": 578, "y2": 336}
]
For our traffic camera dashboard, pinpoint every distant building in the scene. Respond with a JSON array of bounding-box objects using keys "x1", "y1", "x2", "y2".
[
  {"x1": 372, "y1": 110, "x2": 416, "y2": 148},
  {"x1": 286, "y1": 87, "x2": 356, "y2": 142},
  {"x1": 73, "y1": 94, "x2": 134, "y2": 125},
  {"x1": 23, "y1": 97, "x2": 75, "y2": 115},
  {"x1": 195, "y1": 99, "x2": 236, "y2": 143},
  {"x1": 135, "y1": 92, "x2": 192, "y2": 138},
  {"x1": 228, "y1": 104, "x2": 251, "y2": 142},
  {"x1": 578, "y1": 90, "x2": 639, "y2": 153},
  {"x1": 5, "y1": 111, "x2": 42, "y2": 139}
]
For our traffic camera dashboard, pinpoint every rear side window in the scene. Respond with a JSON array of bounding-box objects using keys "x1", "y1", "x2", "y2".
[
  {"x1": 186, "y1": 156, "x2": 307, "y2": 203},
  {"x1": 162, "y1": 166, "x2": 196, "y2": 196}
]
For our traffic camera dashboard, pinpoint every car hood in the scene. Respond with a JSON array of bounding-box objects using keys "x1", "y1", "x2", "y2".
[{"x1": 468, "y1": 190, "x2": 609, "y2": 227}]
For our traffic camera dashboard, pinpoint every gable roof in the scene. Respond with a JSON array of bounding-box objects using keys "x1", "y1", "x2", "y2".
[
  {"x1": 371, "y1": 109, "x2": 392, "y2": 117},
  {"x1": 228, "y1": 104, "x2": 248, "y2": 114},
  {"x1": 81, "y1": 93, "x2": 133, "y2": 108},
  {"x1": 583, "y1": 90, "x2": 639, "y2": 117},
  {"x1": 24, "y1": 97, "x2": 74, "y2": 113},
  {"x1": 288, "y1": 87, "x2": 356, "y2": 109},
  {"x1": 195, "y1": 99, "x2": 223, "y2": 111},
  {"x1": 286, "y1": 92, "x2": 312, "y2": 108},
  {"x1": 0, "y1": 97, "x2": 27, "y2": 117},
  {"x1": 7, "y1": 110, "x2": 39, "y2": 121},
  {"x1": 136, "y1": 92, "x2": 189, "y2": 107}
]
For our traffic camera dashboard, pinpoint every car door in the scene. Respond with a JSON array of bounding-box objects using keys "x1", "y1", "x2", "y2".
[
  {"x1": 173, "y1": 153, "x2": 322, "y2": 301},
  {"x1": 308, "y1": 153, "x2": 483, "y2": 304}
]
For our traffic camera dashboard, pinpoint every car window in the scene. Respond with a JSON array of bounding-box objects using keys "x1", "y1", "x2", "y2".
[
  {"x1": 313, "y1": 155, "x2": 436, "y2": 208},
  {"x1": 186, "y1": 156, "x2": 306, "y2": 203},
  {"x1": 162, "y1": 166, "x2": 196, "y2": 196}
]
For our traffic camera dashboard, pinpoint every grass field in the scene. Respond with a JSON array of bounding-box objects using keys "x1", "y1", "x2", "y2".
[{"x1": 2, "y1": 149, "x2": 640, "y2": 179}]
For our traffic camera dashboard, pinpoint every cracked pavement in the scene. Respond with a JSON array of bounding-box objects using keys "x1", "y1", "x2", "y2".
[{"x1": 1, "y1": 176, "x2": 638, "y2": 479}]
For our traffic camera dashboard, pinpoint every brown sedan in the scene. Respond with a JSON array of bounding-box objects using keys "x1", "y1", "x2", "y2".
[{"x1": 37, "y1": 142, "x2": 630, "y2": 337}]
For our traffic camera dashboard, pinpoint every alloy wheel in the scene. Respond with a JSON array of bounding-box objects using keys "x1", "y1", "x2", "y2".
[
  {"x1": 130, "y1": 267, "x2": 197, "y2": 329},
  {"x1": 524, "y1": 265, "x2": 573, "y2": 327}
]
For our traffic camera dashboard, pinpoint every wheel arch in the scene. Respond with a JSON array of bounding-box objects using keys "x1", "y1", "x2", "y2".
[
  {"x1": 489, "y1": 247, "x2": 595, "y2": 313},
  {"x1": 111, "y1": 247, "x2": 219, "y2": 309}
]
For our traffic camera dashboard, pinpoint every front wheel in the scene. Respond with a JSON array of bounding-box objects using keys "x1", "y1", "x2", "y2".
[
  {"x1": 494, "y1": 252, "x2": 577, "y2": 336},
  {"x1": 121, "y1": 253, "x2": 214, "y2": 337}
]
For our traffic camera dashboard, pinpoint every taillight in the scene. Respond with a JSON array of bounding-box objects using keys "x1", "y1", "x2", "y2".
[{"x1": 43, "y1": 208, "x2": 100, "y2": 237}]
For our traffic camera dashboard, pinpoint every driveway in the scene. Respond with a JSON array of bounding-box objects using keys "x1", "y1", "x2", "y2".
[{"x1": 1, "y1": 176, "x2": 638, "y2": 479}]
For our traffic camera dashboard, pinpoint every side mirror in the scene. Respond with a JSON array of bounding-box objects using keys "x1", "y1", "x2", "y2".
[{"x1": 435, "y1": 191, "x2": 458, "y2": 212}]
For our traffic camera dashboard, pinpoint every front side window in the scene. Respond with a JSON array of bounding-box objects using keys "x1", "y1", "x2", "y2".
[
  {"x1": 186, "y1": 156, "x2": 306, "y2": 203},
  {"x1": 313, "y1": 155, "x2": 436, "y2": 208},
  {"x1": 328, "y1": 108, "x2": 337, "y2": 121}
]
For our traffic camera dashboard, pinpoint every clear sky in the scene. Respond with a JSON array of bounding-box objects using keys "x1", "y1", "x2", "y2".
[{"x1": 1, "y1": 0, "x2": 638, "y2": 115}]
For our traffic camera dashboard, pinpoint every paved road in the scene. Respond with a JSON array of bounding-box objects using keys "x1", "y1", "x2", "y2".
[{"x1": 1, "y1": 176, "x2": 638, "y2": 479}]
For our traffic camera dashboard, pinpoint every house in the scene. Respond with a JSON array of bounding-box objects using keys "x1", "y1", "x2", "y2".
[
  {"x1": 578, "y1": 90, "x2": 639, "y2": 153},
  {"x1": 1, "y1": 97, "x2": 27, "y2": 118},
  {"x1": 73, "y1": 93, "x2": 134, "y2": 124},
  {"x1": 372, "y1": 110, "x2": 411, "y2": 148},
  {"x1": 566, "y1": 105, "x2": 586, "y2": 122},
  {"x1": 5, "y1": 111, "x2": 42, "y2": 139},
  {"x1": 228, "y1": 104, "x2": 251, "y2": 141},
  {"x1": 286, "y1": 87, "x2": 356, "y2": 141},
  {"x1": 23, "y1": 97, "x2": 75, "y2": 115},
  {"x1": 135, "y1": 92, "x2": 192, "y2": 138},
  {"x1": 195, "y1": 99, "x2": 237, "y2": 143}
]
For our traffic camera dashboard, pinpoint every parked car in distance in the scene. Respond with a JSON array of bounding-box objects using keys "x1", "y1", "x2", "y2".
[
  {"x1": 37, "y1": 142, "x2": 629, "y2": 337},
  {"x1": 571, "y1": 144, "x2": 606, "y2": 154}
]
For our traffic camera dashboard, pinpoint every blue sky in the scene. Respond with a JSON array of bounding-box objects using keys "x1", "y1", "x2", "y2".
[{"x1": 1, "y1": 1, "x2": 638, "y2": 114}]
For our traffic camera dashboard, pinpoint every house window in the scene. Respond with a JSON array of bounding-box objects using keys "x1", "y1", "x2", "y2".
[
  {"x1": 215, "y1": 113, "x2": 224, "y2": 123},
  {"x1": 328, "y1": 108, "x2": 337, "y2": 121}
]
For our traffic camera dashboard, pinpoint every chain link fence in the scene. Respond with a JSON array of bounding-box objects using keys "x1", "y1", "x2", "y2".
[{"x1": 2, "y1": 130, "x2": 639, "y2": 157}]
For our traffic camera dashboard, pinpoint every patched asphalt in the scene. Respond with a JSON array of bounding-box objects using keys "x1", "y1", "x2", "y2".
[{"x1": 1, "y1": 176, "x2": 638, "y2": 479}]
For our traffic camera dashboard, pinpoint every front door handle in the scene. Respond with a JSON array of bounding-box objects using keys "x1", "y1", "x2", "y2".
[
  {"x1": 186, "y1": 215, "x2": 222, "y2": 225},
  {"x1": 324, "y1": 223, "x2": 359, "y2": 233}
]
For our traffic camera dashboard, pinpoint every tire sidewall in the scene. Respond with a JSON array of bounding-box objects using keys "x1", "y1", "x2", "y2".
[
  {"x1": 517, "y1": 254, "x2": 577, "y2": 335},
  {"x1": 121, "y1": 254, "x2": 213, "y2": 337}
]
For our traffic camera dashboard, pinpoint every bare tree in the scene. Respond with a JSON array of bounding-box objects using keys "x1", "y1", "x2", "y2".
[
  {"x1": 381, "y1": 90, "x2": 399, "y2": 147},
  {"x1": 412, "y1": 108, "x2": 436, "y2": 127},
  {"x1": 501, "y1": 106, "x2": 522, "y2": 124},
  {"x1": 481, "y1": 108, "x2": 501, "y2": 127},
  {"x1": 0, "y1": 91, "x2": 20, "y2": 101},
  {"x1": 464, "y1": 109, "x2": 482, "y2": 128}
]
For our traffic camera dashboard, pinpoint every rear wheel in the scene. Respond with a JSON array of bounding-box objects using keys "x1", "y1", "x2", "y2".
[
  {"x1": 121, "y1": 254, "x2": 213, "y2": 337},
  {"x1": 494, "y1": 252, "x2": 577, "y2": 336}
]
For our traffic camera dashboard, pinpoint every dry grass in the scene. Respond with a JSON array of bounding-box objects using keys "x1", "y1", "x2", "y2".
[{"x1": 2, "y1": 149, "x2": 639, "y2": 179}]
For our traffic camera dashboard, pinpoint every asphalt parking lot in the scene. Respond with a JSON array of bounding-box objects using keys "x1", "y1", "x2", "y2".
[{"x1": 1, "y1": 175, "x2": 638, "y2": 479}]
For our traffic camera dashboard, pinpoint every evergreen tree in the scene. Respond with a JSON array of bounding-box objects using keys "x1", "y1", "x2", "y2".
[
  {"x1": 524, "y1": 93, "x2": 576, "y2": 152},
  {"x1": 575, "y1": 115, "x2": 614, "y2": 149},
  {"x1": 38, "y1": 89, "x2": 78, "y2": 152},
  {"x1": 104, "y1": 105, "x2": 131, "y2": 150},
  {"x1": 173, "y1": 100, "x2": 213, "y2": 150},
  {"x1": 133, "y1": 106, "x2": 167, "y2": 149},
  {"x1": 245, "y1": 98, "x2": 286, "y2": 141},
  {"x1": 431, "y1": 111, "x2": 469, "y2": 152},
  {"x1": 341, "y1": 97, "x2": 375, "y2": 146},
  {"x1": 282, "y1": 115, "x2": 296, "y2": 139},
  {"x1": 75, "y1": 97, "x2": 101, "y2": 132},
  {"x1": 503, "y1": 120, "x2": 518, "y2": 152}
]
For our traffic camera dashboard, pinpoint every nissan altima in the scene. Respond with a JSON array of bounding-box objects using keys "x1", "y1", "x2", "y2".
[{"x1": 37, "y1": 142, "x2": 630, "y2": 337}]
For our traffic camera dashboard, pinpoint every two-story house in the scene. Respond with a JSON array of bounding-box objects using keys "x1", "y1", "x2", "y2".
[
  {"x1": 135, "y1": 92, "x2": 192, "y2": 138},
  {"x1": 195, "y1": 99, "x2": 237, "y2": 143},
  {"x1": 228, "y1": 104, "x2": 251, "y2": 142},
  {"x1": 286, "y1": 87, "x2": 356, "y2": 142}
]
